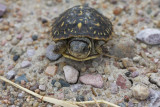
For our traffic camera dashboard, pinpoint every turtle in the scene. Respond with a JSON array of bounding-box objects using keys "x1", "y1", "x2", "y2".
[{"x1": 50, "y1": 5, "x2": 113, "y2": 61}]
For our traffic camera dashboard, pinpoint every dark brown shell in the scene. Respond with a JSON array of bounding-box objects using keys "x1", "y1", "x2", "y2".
[{"x1": 50, "y1": 5, "x2": 113, "y2": 41}]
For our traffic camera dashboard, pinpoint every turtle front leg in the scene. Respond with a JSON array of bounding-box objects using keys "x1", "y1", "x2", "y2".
[
  {"x1": 95, "y1": 41, "x2": 119, "y2": 60},
  {"x1": 54, "y1": 40, "x2": 67, "y2": 54}
]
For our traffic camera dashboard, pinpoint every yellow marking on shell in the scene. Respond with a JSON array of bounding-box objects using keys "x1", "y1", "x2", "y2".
[
  {"x1": 94, "y1": 31, "x2": 96, "y2": 34},
  {"x1": 98, "y1": 32, "x2": 100, "y2": 35},
  {"x1": 71, "y1": 29, "x2": 73, "y2": 32},
  {"x1": 95, "y1": 23, "x2": 100, "y2": 26},
  {"x1": 79, "y1": 5, "x2": 83, "y2": 9},
  {"x1": 79, "y1": 19, "x2": 83, "y2": 21},
  {"x1": 57, "y1": 31, "x2": 59, "y2": 35},
  {"x1": 73, "y1": 20, "x2": 76, "y2": 23},
  {"x1": 85, "y1": 20, "x2": 87, "y2": 24},
  {"x1": 89, "y1": 27, "x2": 92, "y2": 30},
  {"x1": 100, "y1": 32, "x2": 102, "y2": 35},
  {"x1": 61, "y1": 22, "x2": 64, "y2": 27},
  {"x1": 64, "y1": 31, "x2": 66, "y2": 34},
  {"x1": 104, "y1": 32, "x2": 106, "y2": 35},
  {"x1": 78, "y1": 10, "x2": 83, "y2": 16},
  {"x1": 88, "y1": 17, "x2": 91, "y2": 19},
  {"x1": 54, "y1": 31, "x2": 57, "y2": 35},
  {"x1": 106, "y1": 29, "x2": 109, "y2": 34},
  {"x1": 78, "y1": 22, "x2": 82, "y2": 29}
]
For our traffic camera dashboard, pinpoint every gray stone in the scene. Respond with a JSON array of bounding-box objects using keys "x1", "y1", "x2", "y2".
[
  {"x1": 136, "y1": 28, "x2": 160, "y2": 45},
  {"x1": 110, "y1": 82, "x2": 119, "y2": 94},
  {"x1": 70, "y1": 84, "x2": 82, "y2": 92},
  {"x1": 63, "y1": 65, "x2": 79, "y2": 83},
  {"x1": 18, "y1": 92, "x2": 25, "y2": 98},
  {"x1": 0, "y1": 3, "x2": 7, "y2": 17},
  {"x1": 15, "y1": 74, "x2": 28, "y2": 83},
  {"x1": 11, "y1": 38, "x2": 20, "y2": 45},
  {"x1": 6, "y1": 70, "x2": 16, "y2": 80},
  {"x1": 108, "y1": 38, "x2": 136, "y2": 58},
  {"x1": 46, "y1": 44, "x2": 62, "y2": 61},
  {"x1": 27, "y1": 49, "x2": 35, "y2": 57},
  {"x1": 39, "y1": 85, "x2": 46, "y2": 91},
  {"x1": 21, "y1": 61, "x2": 31, "y2": 68},
  {"x1": 149, "y1": 89, "x2": 160, "y2": 107}
]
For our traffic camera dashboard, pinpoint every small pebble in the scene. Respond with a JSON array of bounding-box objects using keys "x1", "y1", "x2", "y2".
[
  {"x1": 116, "y1": 74, "x2": 127, "y2": 89},
  {"x1": 15, "y1": 74, "x2": 28, "y2": 83},
  {"x1": 18, "y1": 92, "x2": 25, "y2": 99},
  {"x1": 63, "y1": 65, "x2": 79, "y2": 83},
  {"x1": 136, "y1": 28, "x2": 160, "y2": 45},
  {"x1": 0, "y1": 3, "x2": 7, "y2": 17},
  {"x1": 140, "y1": 43, "x2": 147, "y2": 49},
  {"x1": 46, "y1": 44, "x2": 62, "y2": 61},
  {"x1": 70, "y1": 84, "x2": 82, "y2": 92},
  {"x1": 51, "y1": 79, "x2": 57, "y2": 86},
  {"x1": 45, "y1": 65, "x2": 57, "y2": 77},
  {"x1": 33, "y1": 101, "x2": 39, "y2": 107},
  {"x1": 59, "y1": 79, "x2": 70, "y2": 87},
  {"x1": 110, "y1": 82, "x2": 119, "y2": 94},
  {"x1": 41, "y1": 18, "x2": 48, "y2": 24},
  {"x1": 21, "y1": 61, "x2": 31, "y2": 68},
  {"x1": 27, "y1": 49, "x2": 35, "y2": 57},
  {"x1": 11, "y1": 38, "x2": 20, "y2": 45},
  {"x1": 16, "y1": 34, "x2": 23, "y2": 40},
  {"x1": 6, "y1": 70, "x2": 16, "y2": 80},
  {"x1": 79, "y1": 74, "x2": 104, "y2": 88},
  {"x1": 32, "y1": 35, "x2": 38, "y2": 41},
  {"x1": 54, "y1": 81, "x2": 61, "y2": 88},
  {"x1": 108, "y1": 38, "x2": 135, "y2": 58},
  {"x1": 0, "y1": 70, "x2": 4, "y2": 75},
  {"x1": 121, "y1": 58, "x2": 133, "y2": 68},
  {"x1": 124, "y1": 95, "x2": 129, "y2": 102},
  {"x1": 6, "y1": 35, "x2": 12, "y2": 41},
  {"x1": 133, "y1": 56, "x2": 141, "y2": 63},
  {"x1": 125, "y1": 72, "x2": 131, "y2": 77},
  {"x1": 113, "y1": 7, "x2": 122, "y2": 15},
  {"x1": 13, "y1": 55, "x2": 20, "y2": 62},
  {"x1": 131, "y1": 71, "x2": 139, "y2": 78},
  {"x1": 131, "y1": 84, "x2": 150, "y2": 100},
  {"x1": 76, "y1": 95, "x2": 85, "y2": 102},
  {"x1": 39, "y1": 85, "x2": 46, "y2": 91},
  {"x1": 30, "y1": 83, "x2": 39, "y2": 91}
]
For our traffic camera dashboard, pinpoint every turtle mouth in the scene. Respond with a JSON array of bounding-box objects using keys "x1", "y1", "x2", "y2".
[{"x1": 68, "y1": 38, "x2": 91, "y2": 59}]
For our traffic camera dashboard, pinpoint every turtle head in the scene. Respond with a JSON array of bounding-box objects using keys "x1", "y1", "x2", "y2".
[{"x1": 68, "y1": 38, "x2": 91, "y2": 59}]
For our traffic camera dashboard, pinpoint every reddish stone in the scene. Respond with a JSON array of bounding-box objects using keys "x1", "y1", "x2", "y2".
[{"x1": 116, "y1": 74, "x2": 127, "y2": 89}]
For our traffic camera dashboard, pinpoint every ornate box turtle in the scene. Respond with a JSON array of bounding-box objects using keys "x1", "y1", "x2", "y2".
[{"x1": 50, "y1": 5, "x2": 113, "y2": 61}]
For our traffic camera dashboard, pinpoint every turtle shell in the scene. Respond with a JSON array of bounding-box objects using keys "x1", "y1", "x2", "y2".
[{"x1": 50, "y1": 5, "x2": 113, "y2": 41}]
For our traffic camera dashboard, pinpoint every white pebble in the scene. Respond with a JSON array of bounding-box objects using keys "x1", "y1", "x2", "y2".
[
  {"x1": 63, "y1": 65, "x2": 79, "y2": 83},
  {"x1": 21, "y1": 61, "x2": 31, "y2": 68},
  {"x1": 27, "y1": 49, "x2": 35, "y2": 57}
]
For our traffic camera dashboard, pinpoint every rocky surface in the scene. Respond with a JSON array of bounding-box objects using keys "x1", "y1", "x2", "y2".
[{"x1": 0, "y1": 0, "x2": 160, "y2": 106}]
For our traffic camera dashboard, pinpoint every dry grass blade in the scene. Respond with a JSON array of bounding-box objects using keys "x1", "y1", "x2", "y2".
[{"x1": 0, "y1": 76, "x2": 120, "y2": 107}]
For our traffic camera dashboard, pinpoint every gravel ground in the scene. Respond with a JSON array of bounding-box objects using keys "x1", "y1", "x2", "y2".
[{"x1": 0, "y1": 0, "x2": 160, "y2": 107}]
